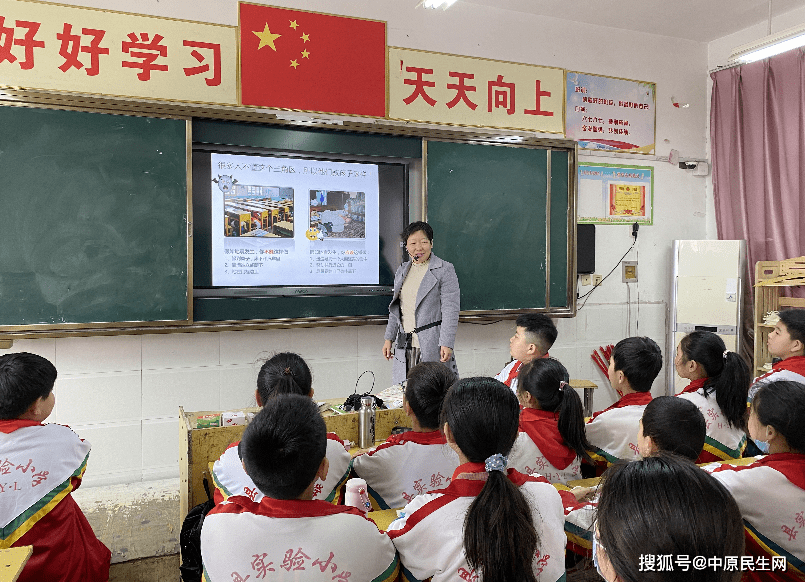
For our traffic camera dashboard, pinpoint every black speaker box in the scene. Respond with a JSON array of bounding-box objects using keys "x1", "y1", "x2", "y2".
[{"x1": 577, "y1": 224, "x2": 595, "y2": 274}]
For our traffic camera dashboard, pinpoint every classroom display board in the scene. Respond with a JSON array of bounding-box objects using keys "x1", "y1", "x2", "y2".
[
  {"x1": 0, "y1": 105, "x2": 190, "y2": 330},
  {"x1": 426, "y1": 140, "x2": 572, "y2": 312}
]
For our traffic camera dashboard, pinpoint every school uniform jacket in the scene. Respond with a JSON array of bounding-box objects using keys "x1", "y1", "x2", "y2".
[
  {"x1": 508, "y1": 408, "x2": 582, "y2": 484},
  {"x1": 0, "y1": 420, "x2": 110, "y2": 582},
  {"x1": 676, "y1": 378, "x2": 747, "y2": 462},
  {"x1": 384, "y1": 254, "x2": 460, "y2": 385},
  {"x1": 708, "y1": 453, "x2": 805, "y2": 581},
  {"x1": 585, "y1": 392, "x2": 652, "y2": 468},
  {"x1": 387, "y1": 462, "x2": 567, "y2": 582},
  {"x1": 352, "y1": 430, "x2": 460, "y2": 509},
  {"x1": 748, "y1": 356, "x2": 805, "y2": 402},
  {"x1": 212, "y1": 433, "x2": 352, "y2": 505},
  {"x1": 201, "y1": 494, "x2": 399, "y2": 582},
  {"x1": 495, "y1": 360, "x2": 523, "y2": 393}
]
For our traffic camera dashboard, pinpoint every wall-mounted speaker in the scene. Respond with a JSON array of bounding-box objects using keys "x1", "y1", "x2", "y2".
[{"x1": 577, "y1": 224, "x2": 595, "y2": 274}]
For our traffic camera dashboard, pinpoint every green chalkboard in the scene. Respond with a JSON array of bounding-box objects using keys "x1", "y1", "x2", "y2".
[
  {"x1": 0, "y1": 104, "x2": 190, "y2": 329},
  {"x1": 426, "y1": 140, "x2": 572, "y2": 312}
]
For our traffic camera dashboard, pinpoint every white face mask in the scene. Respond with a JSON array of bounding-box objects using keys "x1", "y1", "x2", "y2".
[
  {"x1": 754, "y1": 438, "x2": 771, "y2": 454},
  {"x1": 592, "y1": 533, "x2": 607, "y2": 580}
]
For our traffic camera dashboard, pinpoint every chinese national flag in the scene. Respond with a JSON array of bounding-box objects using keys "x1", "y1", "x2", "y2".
[{"x1": 239, "y1": 3, "x2": 387, "y2": 117}]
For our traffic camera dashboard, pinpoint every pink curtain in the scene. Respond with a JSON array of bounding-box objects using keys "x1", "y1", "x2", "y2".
[{"x1": 710, "y1": 49, "x2": 805, "y2": 282}]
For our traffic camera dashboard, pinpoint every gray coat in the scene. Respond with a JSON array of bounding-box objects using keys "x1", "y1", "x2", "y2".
[{"x1": 384, "y1": 253, "x2": 460, "y2": 385}]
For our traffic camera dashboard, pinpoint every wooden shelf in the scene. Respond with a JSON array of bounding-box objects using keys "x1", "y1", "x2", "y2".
[{"x1": 754, "y1": 258, "x2": 805, "y2": 374}]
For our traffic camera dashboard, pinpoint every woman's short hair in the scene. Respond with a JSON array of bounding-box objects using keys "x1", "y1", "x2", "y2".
[
  {"x1": 597, "y1": 453, "x2": 744, "y2": 582},
  {"x1": 401, "y1": 221, "x2": 433, "y2": 243}
]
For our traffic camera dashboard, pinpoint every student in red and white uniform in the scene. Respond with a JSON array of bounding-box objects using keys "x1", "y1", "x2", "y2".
[
  {"x1": 0, "y1": 352, "x2": 110, "y2": 582},
  {"x1": 508, "y1": 358, "x2": 592, "y2": 484},
  {"x1": 494, "y1": 314, "x2": 556, "y2": 393},
  {"x1": 708, "y1": 380, "x2": 805, "y2": 582},
  {"x1": 388, "y1": 377, "x2": 566, "y2": 582},
  {"x1": 673, "y1": 331, "x2": 749, "y2": 462},
  {"x1": 564, "y1": 396, "x2": 707, "y2": 556},
  {"x1": 595, "y1": 453, "x2": 744, "y2": 582},
  {"x1": 585, "y1": 337, "x2": 662, "y2": 470},
  {"x1": 748, "y1": 309, "x2": 805, "y2": 402},
  {"x1": 202, "y1": 395, "x2": 399, "y2": 582},
  {"x1": 352, "y1": 361, "x2": 459, "y2": 509},
  {"x1": 212, "y1": 353, "x2": 351, "y2": 505}
]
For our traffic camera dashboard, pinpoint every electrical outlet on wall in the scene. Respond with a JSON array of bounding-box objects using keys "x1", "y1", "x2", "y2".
[
  {"x1": 592, "y1": 274, "x2": 602, "y2": 286},
  {"x1": 580, "y1": 274, "x2": 592, "y2": 286},
  {"x1": 623, "y1": 261, "x2": 638, "y2": 283}
]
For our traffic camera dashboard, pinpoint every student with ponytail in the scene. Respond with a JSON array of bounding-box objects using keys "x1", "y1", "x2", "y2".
[
  {"x1": 508, "y1": 358, "x2": 592, "y2": 483},
  {"x1": 388, "y1": 377, "x2": 566, "y2": 582},
  {"x1": 211, "y1": 352, "x2": 351, "y2": 505},
  {"x1": 674, "y1": 331, "x2": 750, "y2": 462}
]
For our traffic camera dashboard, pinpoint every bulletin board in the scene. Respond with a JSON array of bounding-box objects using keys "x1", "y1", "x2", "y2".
[{"x1": 577, "y1": 162, "x2": 653, "y2": 225}]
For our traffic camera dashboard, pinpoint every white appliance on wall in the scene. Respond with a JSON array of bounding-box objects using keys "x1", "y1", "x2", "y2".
[{"x1": 669, "y1": 240, "x2": 746, "y2": 395}]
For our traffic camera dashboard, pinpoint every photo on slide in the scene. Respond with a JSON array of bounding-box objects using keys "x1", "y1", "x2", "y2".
[
  {"x1": 309, "y1": 190, "x2": 366, "y2": 239},
  {"x1": 214, "y1": 174, "x2": 294, "y2": 238}
]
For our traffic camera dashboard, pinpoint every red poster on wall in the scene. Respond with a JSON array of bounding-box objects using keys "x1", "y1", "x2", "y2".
[{"x1": 238, "y1": 3, "x2": 387, "y2": 117}]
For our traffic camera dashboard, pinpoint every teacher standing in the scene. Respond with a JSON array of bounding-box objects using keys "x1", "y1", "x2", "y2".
[{"x1": 382, "y1": 221, "x2": 460, "y2": 385}]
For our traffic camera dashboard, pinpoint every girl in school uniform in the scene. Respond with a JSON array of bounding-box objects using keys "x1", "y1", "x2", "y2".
[
  {"x1": 595, "y1": 453, "x2": 744, "y2": 582},
  {"x1": 211, "y1": 352, "x2": 351, "y2": 505},
  {"x1": 708, "y1": 380, "x2": 805, "y2": 582},
  {"x1": 352, "y1": 361, "x2": 460, "y2": 509},
  {"x1": 674, "y1": 331, "x2": 750, "y2": 462},
  {"x1": 507, "y1": 358, "x2": 592, "y2": 484},
  {"x1": 387, "y1": 377, "x2": 566, "y2": 582}
]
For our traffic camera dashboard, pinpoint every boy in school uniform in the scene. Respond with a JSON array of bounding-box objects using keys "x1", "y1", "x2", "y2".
[
  {"x1": 0, "y1": 352, "x2": 110, "y2": 582},
  {"x1": 748, "y1": 309, "x2": 805, "y2": 402},
  {"x1": 585, "y1": 336, "x2": 662, "y2": 469},
  {"x1": 494, "y1": 313, "x2": 557, "y2": 393},
  {"x1": 201, "y1": 394, "x2": 399, "y2": 582}
]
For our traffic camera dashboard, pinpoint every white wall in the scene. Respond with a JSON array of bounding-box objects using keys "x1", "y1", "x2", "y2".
[{"x1": 2, "y1": 0, "x2": 711, "y2": 486}]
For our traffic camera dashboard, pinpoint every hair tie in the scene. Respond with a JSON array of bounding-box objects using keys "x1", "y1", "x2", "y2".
[
  {"x1": 723, "y1": 350, "x2": 729, "y2": 360},
  {"x1": 558, "y1": 380, "x2": 567, "y2": 392},
  {"x1": 484, "y1": 453, "x2": 508, "y2": 473},
  {"x1": 283, "y1": 367, "x2": 293, "y2": 376}
]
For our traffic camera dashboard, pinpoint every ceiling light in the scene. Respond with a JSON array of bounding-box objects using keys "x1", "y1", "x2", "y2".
[
  {"x1": 729, "y1": 23, "x2": 805, "y2": 63},
  {"x1": 421, "y1": 0, "x2": 459, "y2": 10}
]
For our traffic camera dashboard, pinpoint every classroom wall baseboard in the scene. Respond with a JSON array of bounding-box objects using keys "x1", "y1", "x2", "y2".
[{"x1": 110, "y1": 554, "x2": 180, "y2": 582}]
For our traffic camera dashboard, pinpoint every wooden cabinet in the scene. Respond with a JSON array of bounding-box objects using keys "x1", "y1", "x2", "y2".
[{"x1": 753, "y1": 257, "x2": 805, "y2": 374}]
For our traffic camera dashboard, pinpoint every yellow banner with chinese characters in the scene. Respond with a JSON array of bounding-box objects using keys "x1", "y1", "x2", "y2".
[
  {"x1": 388, "y1": 46, "x2": 564, "y2": 133},
  {"x1": 0, "y1": 0, "x2": 237, "y2": 106},
  {"x1": 609, "y1": 183, "x2": 646, "y2": 217}
]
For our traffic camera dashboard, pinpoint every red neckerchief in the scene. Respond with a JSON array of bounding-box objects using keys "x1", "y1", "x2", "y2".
[
  {"x1": 754, "y1": 355, "x2": 805, "y2": 383},
  {"x1": 0, "y1": 419, "x2": 43, "y2": 434},
  {"x1": 518, "y1": 408, "x2": 577, "y2": 469},
  {"x1": 212, "y1": 492, "x2": 366, "y2": 519},
  {"x1": 678, "y1": 377, "x2": 708, "y2": 395},
  {"x1": 382, "y1": 429, "x2": 446, "y2": 447},
  {"x1": 714, "y1": 452, "x2": 805, "y2": 491},
  {"x1": 588, "y1": 391, "x2": 652, "y2": 421},
  {"x1": 504, "y1": 361, "x2": 522, "y2": 387}
]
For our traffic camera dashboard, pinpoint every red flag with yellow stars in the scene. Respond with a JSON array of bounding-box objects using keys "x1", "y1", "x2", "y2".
[{"x1": 239, "y1": 3, "x2": 387, "y2": 117}]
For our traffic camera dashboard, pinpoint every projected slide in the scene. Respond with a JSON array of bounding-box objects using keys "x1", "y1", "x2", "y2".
[{"x1": 210, "y1": 153, "x2": 380, "y2": 287}]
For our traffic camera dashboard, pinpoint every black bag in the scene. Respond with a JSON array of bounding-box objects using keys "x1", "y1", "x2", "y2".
[{"x1": 179, "y1": 477, "x2": 214, "y2": 582}]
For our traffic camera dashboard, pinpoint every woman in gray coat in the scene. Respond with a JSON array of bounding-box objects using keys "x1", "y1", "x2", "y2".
[{"x1": 382, "y1": 221, "x2": 460, "y2": 385}]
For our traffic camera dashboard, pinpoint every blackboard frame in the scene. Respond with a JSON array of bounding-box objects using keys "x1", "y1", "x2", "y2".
[{"x1": 0, "y1": 102, "x2": 193, "y2": 333}]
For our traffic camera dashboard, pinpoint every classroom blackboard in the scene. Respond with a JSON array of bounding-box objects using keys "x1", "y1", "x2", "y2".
[
  {"x1": 426, "y1": 140, "x2": 572, "y2": 313},
  {"x1": 0, "y1": 104, "x2": 190, "y2": 329}
]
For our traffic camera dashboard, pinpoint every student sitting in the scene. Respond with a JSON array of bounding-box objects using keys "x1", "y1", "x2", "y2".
[
  {"x1": 748, "y1": 309, "x2": 805, "y2": 402},
  {"x1": 201, "y1": 394, "x2": 399, "y2": 582},
  {"x1": 352, "y1": 362, "x2": 459, "y2": 509},
  {"x1": 494, "y1": 313, "x2": 557, "y2": 392},
  {"x1": 674, "y1": 331, "x2": 749, "y2": 462},
  {"x1": 595, "y1": 453, "x2": 744, "y2": 582},
  {"x1": 212, "y1": 352, "x2": 351, "y2": 504},
  {"x1": 585, "y1": 336, "x2": 662, "y2": 469},
  {"x1": 0, "y1": 352, "x2": 110, "y2": 582},
  {"x1": 708, "y1": 380, "x2": 805, "y2": 581},
  {"x1": 564, "y1": 396, "x2": 706, "y2": 557},
  {"x1": 508, "y1": 358, "x2": 593, "y2": 484},
  {"x1": 388, "y1": 377, "x2": 566, "y2": 582}
]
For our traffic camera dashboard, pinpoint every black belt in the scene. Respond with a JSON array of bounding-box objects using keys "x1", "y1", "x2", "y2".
[{"x1": 396, "y1": 320, "x2": 442, "y2": 349}]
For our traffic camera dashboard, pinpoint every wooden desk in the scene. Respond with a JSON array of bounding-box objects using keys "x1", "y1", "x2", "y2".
[
  {"x1": 179, "y1": 400, "x2": 411, "y2": 519},
  {"x1": 569, "y1": 379, "x2": 597, "y2": 418},
  {"x1": 0, "y1": 546, "x2": 32, "y2": 582}
]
